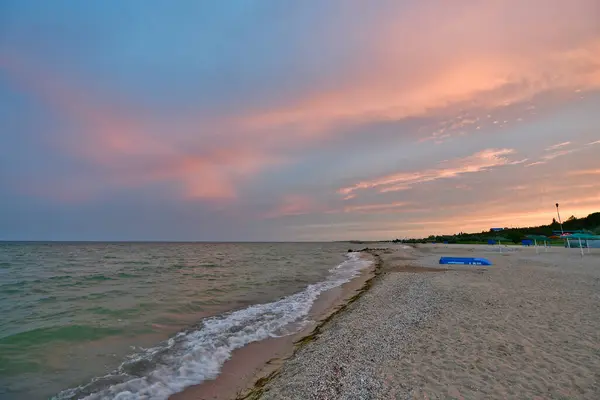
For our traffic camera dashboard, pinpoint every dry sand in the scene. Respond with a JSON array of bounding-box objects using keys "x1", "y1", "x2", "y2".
[{"x1": 248, "y1": 244, "x2": 600, "y2": 399}]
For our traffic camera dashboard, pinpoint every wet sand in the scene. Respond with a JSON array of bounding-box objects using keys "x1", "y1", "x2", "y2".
[{"x1": 170, "y1": 253, "x2": 377, "y2": 400}]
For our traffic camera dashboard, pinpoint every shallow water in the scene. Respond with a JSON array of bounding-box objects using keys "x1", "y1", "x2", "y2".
[{"x1": 0, "y1": 242, "x2": 368, "y2": 399}]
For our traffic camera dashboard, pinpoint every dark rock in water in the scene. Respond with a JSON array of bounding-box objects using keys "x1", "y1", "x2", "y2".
[
  {"x1": 348, "y1": 249, "x2": 354, "y2": 253},
  {"x1": 358, "y1": 247, "x2": 389, "y2": 252}
]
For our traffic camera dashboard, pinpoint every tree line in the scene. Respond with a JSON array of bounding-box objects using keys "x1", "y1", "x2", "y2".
[{"x1": 393, "y1": 212, "x2": 600, "y2": 244}]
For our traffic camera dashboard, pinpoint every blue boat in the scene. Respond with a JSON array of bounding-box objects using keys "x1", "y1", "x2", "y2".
[{"x1": 439, "y1": 257, "x2": 492, "y2": 266}]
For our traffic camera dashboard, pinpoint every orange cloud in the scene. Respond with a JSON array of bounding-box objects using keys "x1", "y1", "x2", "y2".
[
  {"x1": 237, "y1": 1, "x2": 600, "y2": 138},
  {"x1": 568, "y1": 169, "x2": 600, "y2": 176},
  {"x1": 289, "y1": 196, "x2": 600, "y2": 240},
  {"x1": 339, "y1": 148, "x2": 524, "y2": 197},
  {"x1": 284, "y1": 162, "x2": 600, "y2": 239},
  {"x1": 414, "y1": 196, "x2": 600, "y2": 235}
]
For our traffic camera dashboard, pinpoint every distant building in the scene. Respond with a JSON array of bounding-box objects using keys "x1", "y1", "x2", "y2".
[{"x1": 490, "y1": 228, "x2": 504, "y2": 232}]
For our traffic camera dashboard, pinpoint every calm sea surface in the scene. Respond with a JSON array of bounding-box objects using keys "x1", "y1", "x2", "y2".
[{"x1": 0, "y1": 242, "x2": 370, "y2": 400}]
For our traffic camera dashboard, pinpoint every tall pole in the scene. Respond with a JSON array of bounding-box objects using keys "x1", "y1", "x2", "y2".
[{"x1": 555, "y1": 203, "x2": 564, "y2": 234}]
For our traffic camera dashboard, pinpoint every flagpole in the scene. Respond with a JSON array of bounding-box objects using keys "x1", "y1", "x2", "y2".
[{"x1": 555, "y1": 203, "x2": 564, "y2": 234}]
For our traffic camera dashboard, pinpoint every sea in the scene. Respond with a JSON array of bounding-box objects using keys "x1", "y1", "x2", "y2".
[{"x1": 0, "y1": 242, "x2": 371, "y2": 400}]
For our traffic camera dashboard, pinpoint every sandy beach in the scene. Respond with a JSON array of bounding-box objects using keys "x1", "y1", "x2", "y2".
[{"x1": 183, "y1": 243, "x2": 600, "y2": 400}]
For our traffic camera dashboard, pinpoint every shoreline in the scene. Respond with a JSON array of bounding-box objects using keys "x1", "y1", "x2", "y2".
[
  {"x1": 171, "y1": 251, "x2": 380, "y2": 400},
  {"x1": 253, "y1": 244, "x2": 600, "y2": 399},
  {"x1": 172, "y1": 243, "x2": 600, "y2": 399}
]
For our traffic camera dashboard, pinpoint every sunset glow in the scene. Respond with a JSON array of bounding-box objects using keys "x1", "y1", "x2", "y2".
[{"x1": 1, "y1": 0, "x2": 599, "y2": 240}]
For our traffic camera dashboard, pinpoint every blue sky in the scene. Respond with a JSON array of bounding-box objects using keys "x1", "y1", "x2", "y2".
[{"x1": 1, "y1": 0, "x2": 599, "y2": 240}]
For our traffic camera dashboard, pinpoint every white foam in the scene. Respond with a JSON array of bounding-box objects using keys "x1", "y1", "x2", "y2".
[{"x1": 54, "y1": 253, "x2": 371, "y2": 400}]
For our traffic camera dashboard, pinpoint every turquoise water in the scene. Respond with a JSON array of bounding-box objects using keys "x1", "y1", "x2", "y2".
[{"x1": 0, "y1": 242, "x2": 369, "y2": 399}]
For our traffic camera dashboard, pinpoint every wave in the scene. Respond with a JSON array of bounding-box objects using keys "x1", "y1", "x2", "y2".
[{"x1": 53, "y1": 253, "x2": 372, "y2": 400}]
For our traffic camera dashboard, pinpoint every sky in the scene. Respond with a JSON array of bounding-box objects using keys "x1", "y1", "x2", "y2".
[{"x1": 1, "y1": 0, "x2": 599, "y2": 241}]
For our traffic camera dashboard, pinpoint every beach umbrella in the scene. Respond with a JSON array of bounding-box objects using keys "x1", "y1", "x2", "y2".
[
  {"x1": 548, "y1": 235, "x2": 561, "y2": 248},
  {"x1": 564, "y1": 233, "x2": 600, "y2": 239},
  {"x1": 526, "y1": 234, "x2": 549, "y2": 253},
  {"x1": 561, "y1": 233, "x2": 600, "y2": 255}
]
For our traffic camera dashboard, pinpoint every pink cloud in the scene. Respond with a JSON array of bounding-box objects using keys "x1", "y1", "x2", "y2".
[
  {"x1": 339, "y1": 148, "x2": 524, "y2": 197},
  {"x1": 5, "y1": 0, "x2": 599, "y2": 156},
  {"x1": 525, "y1": 141, "x2": 593, "y2": 167},
  {"x1": 2, "y1": 0, "x2": 599, "y2": 214},
  {"x1": 235, "y1": 1, "x2": 600, "y2": 139},
  {"x1": 0, "y1": 55, "x2": 280, "y2": 201}
]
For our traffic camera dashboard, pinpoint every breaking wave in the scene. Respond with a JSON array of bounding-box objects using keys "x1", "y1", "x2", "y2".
[{"x1": 53, "y1": 253, "x2": 371, "y2": 400}]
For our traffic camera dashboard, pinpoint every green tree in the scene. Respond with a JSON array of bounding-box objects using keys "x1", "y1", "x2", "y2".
[{"x1": 506, "y1": 231, "x2": 523, "y2": 244}]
